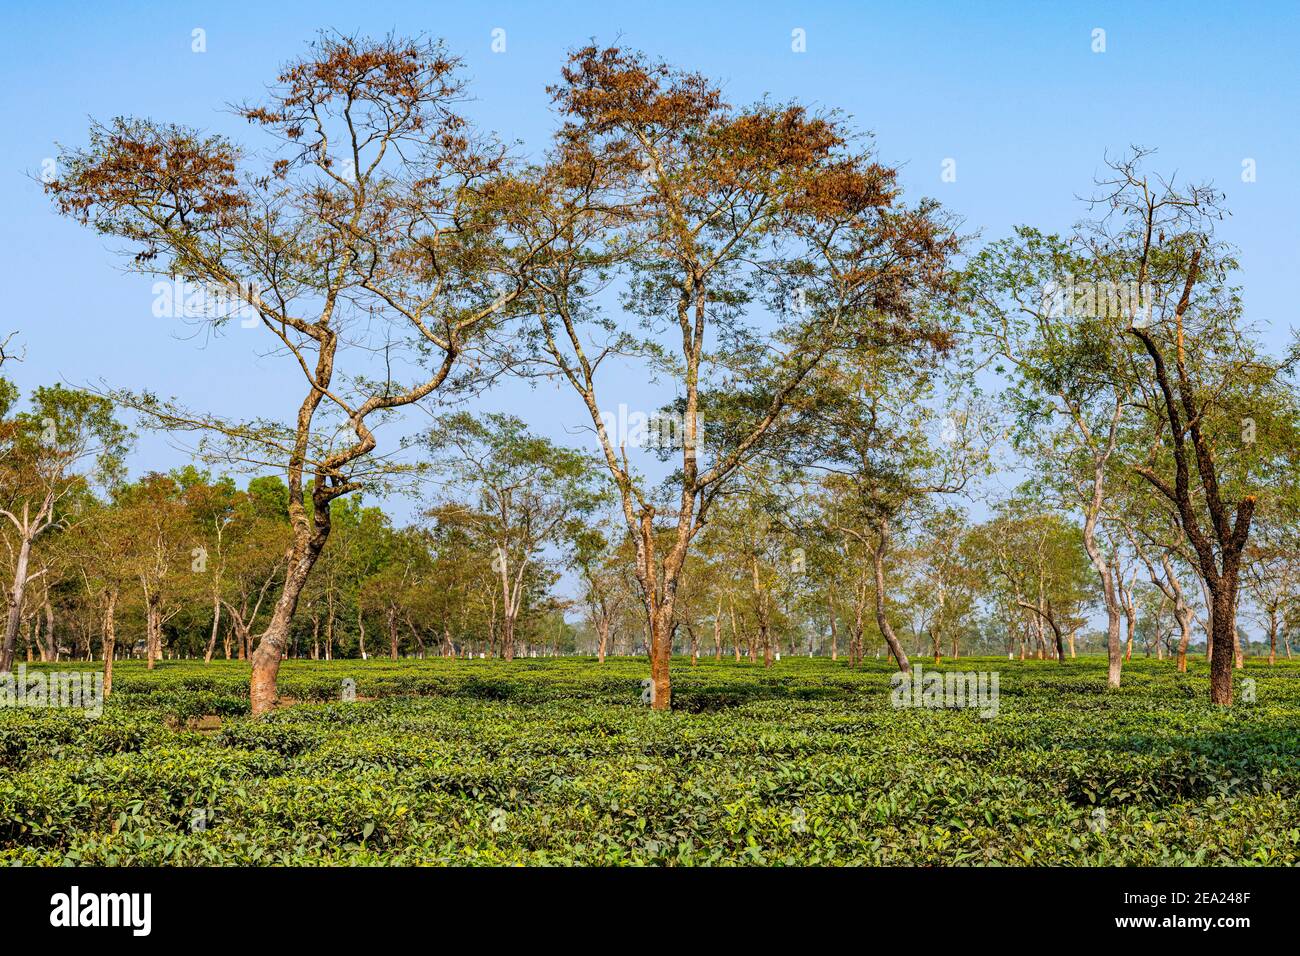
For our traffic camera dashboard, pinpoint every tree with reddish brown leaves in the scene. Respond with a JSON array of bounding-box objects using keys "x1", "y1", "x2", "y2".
[
  {"x1": 46, "y1": 33, "x2": 550, "y2": 713},
  {"x1": 509, "y1": 46, "x2": 959, "y2": 709}
]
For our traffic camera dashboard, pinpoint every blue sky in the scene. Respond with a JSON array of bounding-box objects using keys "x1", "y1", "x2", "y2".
[{"x1": 2, "y1": 0, "x2": 1298, "y2": 530}]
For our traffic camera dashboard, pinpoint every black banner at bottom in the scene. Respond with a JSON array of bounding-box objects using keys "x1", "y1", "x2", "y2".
[{"x1": 0, "y1": 866, "x2": 1277, "y2": 944}]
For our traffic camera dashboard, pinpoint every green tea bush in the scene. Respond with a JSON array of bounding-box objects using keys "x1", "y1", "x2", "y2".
[{"x1": 0, "y1": 656, "x2": 1297, "y2": 865}]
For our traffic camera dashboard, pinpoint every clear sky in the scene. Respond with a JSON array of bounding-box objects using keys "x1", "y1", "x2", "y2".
[{"x1": 3, "y1": 0, "x2": 1298, "y2": 529}]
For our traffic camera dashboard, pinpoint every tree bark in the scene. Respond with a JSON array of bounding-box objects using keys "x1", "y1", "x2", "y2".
[
  {"x1": 204, "y1": 595, "x2": 221, "y2": 664},
  {"x1": 250, "y1": 511, "x2": 329, "y2": 715},
  {"x1": 0, "y1": 537, "x2": 35, "y2": 674},
  {"x1": 1209, "y1": 583, "x2": 1237, "y2": 705},
  {"x1": 712, "y1": 596, "x2": 723, "y2": 660},
  {"x1": 870, "y1": 519, "x2": 911, "y2": 673},
  {"x1": 101, "y1": 587, "x2": 117, "y2": 698},
  {"x1": 144, "y1": 592, "x2": 161, "y2": 671},
  {"x1": 40, "y1": 600, "x2": 57, "y2": 662},
  {"x1": 827, "y1": 593, "x2": 839, "y2": 661}
]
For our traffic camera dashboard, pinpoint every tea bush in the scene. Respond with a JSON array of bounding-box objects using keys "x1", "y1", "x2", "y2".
[{"x1": 1, "y1": 657, "x2": 1297, "y2": 865}]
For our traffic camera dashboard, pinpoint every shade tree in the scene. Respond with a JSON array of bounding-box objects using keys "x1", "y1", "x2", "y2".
[
  {"x1": 509, "y1": 44, "x2": 959, "y2": 707},
  {"x1": 47, "y1": 33, "x2": 556, "y2": 712}
]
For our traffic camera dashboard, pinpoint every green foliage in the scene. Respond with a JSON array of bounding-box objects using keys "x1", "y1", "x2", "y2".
[{"x1": 1, "y1": 657, "x2": 1297, "y2": 865}]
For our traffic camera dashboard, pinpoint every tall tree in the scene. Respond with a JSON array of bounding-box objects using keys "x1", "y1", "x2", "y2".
[
  {"x1": 1090, "y1": 151, "x2": 1298, "y2": 704},
  {"x1": 425, "y1": 412, "x2": 603, "y2": 661},
  {"x1": 514, "y1": 45, "x2": 957, "y2": 706},
  {"x1": 47, "y1": 34, "x2": 552, "y2": 712},
  {"x1": 0, "y1": 385, "x2": 128, "y2": 673},
  {"x1": 969, "y1": 227, "x2": 1145, "y2": 687}
]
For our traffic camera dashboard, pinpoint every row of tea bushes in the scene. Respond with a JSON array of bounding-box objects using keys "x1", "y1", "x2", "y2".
[{"x1": 1, "y1": 657, "x2": 1297, "y2": 864}]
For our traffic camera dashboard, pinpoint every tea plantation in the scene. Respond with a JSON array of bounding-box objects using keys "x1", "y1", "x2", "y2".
[{"x1": 2, "y1": 657, "x2": 1297, "y2": 865}]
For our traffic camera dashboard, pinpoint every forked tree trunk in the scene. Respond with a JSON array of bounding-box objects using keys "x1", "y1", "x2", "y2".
[
  {"x1": 1079, "y1": 473, "x2": 1124, "y2": 687},
  {"x1": 1130, "y1": 300, "x2": 1254, "y2": 705}
]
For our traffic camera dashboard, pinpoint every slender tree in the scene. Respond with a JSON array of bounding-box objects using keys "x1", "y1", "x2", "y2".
[
  {"x1": 0, "y1": 385, "x2": 128, "y2": 673},
  {"x1": 1091, "y1": 152, "x2": 1297, "y2": 704}
]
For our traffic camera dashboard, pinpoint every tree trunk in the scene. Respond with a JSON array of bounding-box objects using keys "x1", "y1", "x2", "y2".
[
  {"x1": 101, "y1": 588, "x2": 118, "y2": 698},
  {"x1": 501, "y1": 612, "x2": 516, "y2": 662},
  {"x1": 649, "y1": 605, "x2": 672, "y2": 710},
  {"x1": 827, "y1": 593, "x2": 838, "y2": 661},
  {"x1": 712, "y1": 597, "x2": 723, "y2": 660},
  {"x1": 1081, "y1": 492, "x2": 1123, "y2": 687},
  {"x1": 870, "y1": 520, "x2": 911, "y2": 673},
  {"x1": 1209, "y1": 584, "x2": 1237, "y2": 705},
  {"x1": 204, "y1": 595, "x2": 221, "y2": 664},
  {"x1": 0, "y1": 537, "x2": 34, "y2": 674},
  {"x1": 250, "y1": 518, "x2": 328, "y2": 716},
  {"x1": 751, "y1": 556, "x2": 773, "y2": 669},
  {"x1": 1122, "y1": 595, "x2": 1136, "y2": 662},
  {"x1": 41, "y1": 600, "x2": 57, "y2": 662},
  {"x1": 728, "y1": 597, "x2": 742, "y2": 662},
  {"x1": 325, "y1": 602, "x2": 335, "y2": 661},
  {"x1": 145, "y1": 595, "x2": 161, "y2": 671}
]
